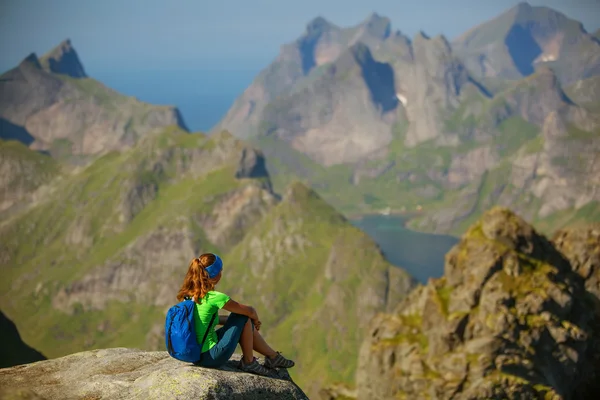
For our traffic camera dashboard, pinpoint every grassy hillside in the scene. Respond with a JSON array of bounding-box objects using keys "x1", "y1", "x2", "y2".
[
  {"x1": 0, "y1": 139, "x2": 61, "y2": 216},
  {"x1": 221, "y1": 181, "x2": 413, "y2": 392},
  {"x1": 0, "y1": 128, "x2": 414, "y2": 396}
]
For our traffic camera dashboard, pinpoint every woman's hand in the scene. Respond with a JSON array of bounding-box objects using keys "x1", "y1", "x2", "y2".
[
  {"x1": 223, "y1": 299, "x2": 262, "y2": 330},
  {"x1": 253, "y1": 318, "x2": 262, "y2": 331},
  {"x1": 249, "y1": 306, "x2": 261, "y2": 331}
]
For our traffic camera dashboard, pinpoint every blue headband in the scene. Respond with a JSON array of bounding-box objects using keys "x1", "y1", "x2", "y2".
[{"x1": 205, "y1": 254, "x2": 223, "y2": 278}]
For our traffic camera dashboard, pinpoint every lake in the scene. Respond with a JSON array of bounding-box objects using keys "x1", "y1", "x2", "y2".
[{"x1": 351, "y1": 214, "x2": 459, "y2": 284}]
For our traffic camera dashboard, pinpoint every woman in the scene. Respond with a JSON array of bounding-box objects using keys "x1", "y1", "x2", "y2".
[{"x1": 176, "y1": 253, "x2": 295, "y2": 376}]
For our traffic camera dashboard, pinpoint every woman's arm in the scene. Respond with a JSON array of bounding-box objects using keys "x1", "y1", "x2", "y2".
[
  {"x1": 222, "y1": 299, "x2": 258, "y2": 319},
  {"x1": 218, "y1": 314, "x2": 228, "y2": 325},
  {"x1": 222, "y1": 299, "x2": 261, "y2": 329}
]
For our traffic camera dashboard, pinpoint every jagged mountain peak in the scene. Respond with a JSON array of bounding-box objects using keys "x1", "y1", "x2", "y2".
[
  {"x1": 39, "y1": 38, "x2": 87, "y2": 78},
  {"x1": 19, "y1": 53, "x2": 42, "y2": 69},
  {"x1": 462, "y1": 206, "x2": 553, "y2": 261},
  {"x1": 453, "y1": 1, "x2": 596, "y2": 82},
  {"x1": 392, "y1": 29, "x2": 411, "y2": 42},
  {"x1": 359, "y1": 12, "x2": 391, "y2": 40},
  {"x1": 305, "y1": 16, "x2": 337, "y2": 34},
  {"x1": 413, "y1": 31, "x2": 452, "y2": 52}
]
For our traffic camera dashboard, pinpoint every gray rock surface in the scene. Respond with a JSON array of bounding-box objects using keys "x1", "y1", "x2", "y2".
[{"x1": 0, "y1": 348, "x2": 308, "y2": 400}]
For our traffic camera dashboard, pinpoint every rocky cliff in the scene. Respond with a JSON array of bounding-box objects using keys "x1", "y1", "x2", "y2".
[
  {"x1": 0, "y1": 348, "x2": 308, "y2": 399},
  {"x1": 0, "y1": 40, "x2": 187, "y2": 161},
  {"x1": 355, "y1": 207, "x2": 600, "y2": 399}
]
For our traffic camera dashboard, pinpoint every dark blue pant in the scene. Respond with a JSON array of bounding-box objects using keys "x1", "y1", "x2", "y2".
[{"x1": 195, "y1": 313, "x2": 251, "y2": 368}]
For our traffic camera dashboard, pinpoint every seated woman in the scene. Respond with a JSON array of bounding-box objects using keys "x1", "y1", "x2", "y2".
[{"x1": 177, "y1": 253, "x2": 295, "y2": 376}]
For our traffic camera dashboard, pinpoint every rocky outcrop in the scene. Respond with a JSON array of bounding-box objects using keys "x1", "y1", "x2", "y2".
[
  {"x1": 553, "y1": 223, "x2": 600, "y2": 300},
  {"x1": 0, "y1": 348, "x2": 308, "y2": 399},
  {"x1": 0, "y1": 310, "x2": 46, "y2": 369},
  {"x1": 0, "y1": 42, "x2": 187, "y2": 160},
  {"x1": 356, "y1": 207, "x2": 600, "y2": 399}
]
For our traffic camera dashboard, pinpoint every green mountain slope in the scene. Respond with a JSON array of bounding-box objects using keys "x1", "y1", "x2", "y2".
[
  {"x1": 221, "y1": 181, "x2": 413, "y2": 393},
  {"x1": 0, "y1": 127, "x2": 414, "y2": 396},
  {"x1": 0, "y1": 139, "x2": 60, "y2": 216}
]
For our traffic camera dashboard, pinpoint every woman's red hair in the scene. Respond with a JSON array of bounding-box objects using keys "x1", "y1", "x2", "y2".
[{"x1": 177, "y1": 253, "x2": 220, "y2": 303}]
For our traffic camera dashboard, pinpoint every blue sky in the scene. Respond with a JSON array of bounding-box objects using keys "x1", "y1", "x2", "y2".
[{"x1": 1, "y1": 0, "x2": 599, "y2": 75}]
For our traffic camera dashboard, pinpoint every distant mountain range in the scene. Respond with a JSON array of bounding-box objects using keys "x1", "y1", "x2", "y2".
[
  {"x1": 213, "y1": 1, "x2": 600, "y2": 235},
  {"x1": 1, "y1": 2, "x2": 599, "y2": 398}
]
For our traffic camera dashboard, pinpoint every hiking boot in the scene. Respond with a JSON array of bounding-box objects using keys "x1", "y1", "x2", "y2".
[
  {"x1": 239, "y1": 357, "x2": 272, "y2": 377},
  {"x1": 264, "y1": 352, "x2": 295, "y2": 369}
]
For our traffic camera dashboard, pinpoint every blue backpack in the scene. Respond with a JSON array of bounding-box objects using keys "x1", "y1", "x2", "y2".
[{"x1": 165, "y1": 299, "x2": 216, "y2": 363}]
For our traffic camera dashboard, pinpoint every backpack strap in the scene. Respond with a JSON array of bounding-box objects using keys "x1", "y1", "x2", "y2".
[{"x1": 198, "y1": 312, "x2": 217, "y2": 362}]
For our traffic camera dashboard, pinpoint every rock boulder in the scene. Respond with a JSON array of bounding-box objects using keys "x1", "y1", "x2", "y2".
[{"x1": 0, "y1": 348, "x2": 308, "y2": 400}]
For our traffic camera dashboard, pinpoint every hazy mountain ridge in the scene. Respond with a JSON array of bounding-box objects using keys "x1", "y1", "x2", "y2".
[
  {"x1": 0, "y1": 41, "x2": 188, "y2": 163},
  {"x1": 214, "y1": 2, "x2": 600, "y2": 235}
]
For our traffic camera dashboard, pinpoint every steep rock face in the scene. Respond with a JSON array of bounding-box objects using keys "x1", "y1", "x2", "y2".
[
  {"x1": 0, "y1": 310, "x2": 46, "y2": 368},
  {"x1": 0, "y1": 349, "x2": 308, "y2": 400},
  {"x1": 0, "y1": 44, "x2": 187, "y2": 160},
  {"x1": 553, "y1": 223, "x2": 600, "y2": 300},
  {"x1": 401, "y1": 33, "x2": 484, "y2": 147},
  {"x1": 508, "y1": 111, "x2": 600, "y2": 218},
  {"x1": 356, "y1": 208, "x2": 600, "y2": 399},
  {"x1": 453, "y1": 2, "x2": 600, "y2": 84},
  {"x1": 211, "y1": 17, "x2": 344, "y2": 139},
  {"x1": 260, "y1": 43, "x2": 397, "y2": 166},
  {"x1": 447, "y1": 146, "x2": 499, "y2": 188}
]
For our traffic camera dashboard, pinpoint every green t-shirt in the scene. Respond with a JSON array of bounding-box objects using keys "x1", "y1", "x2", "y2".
[{"x1": 193, "y1": 290, "x2": 231, "y2": 352}]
